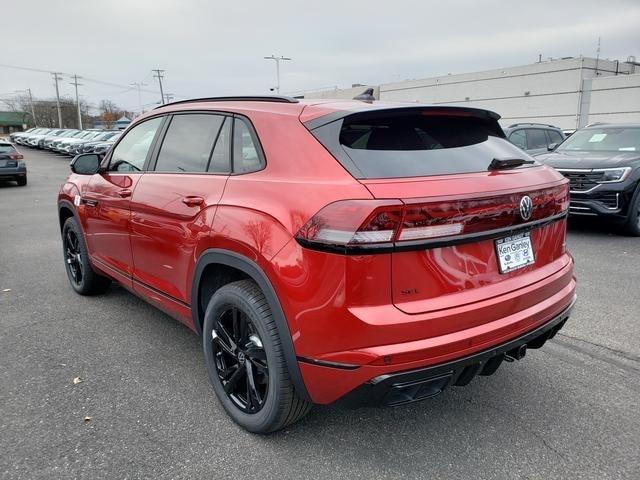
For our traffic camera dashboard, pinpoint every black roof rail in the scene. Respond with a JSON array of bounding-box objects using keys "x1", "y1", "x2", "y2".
[
  {"x1": 154, "y1": 95, "x2": 299, "y2": 109},
  {"x1": 508, "y1": 122, "x2": 558, "y2": 129}
]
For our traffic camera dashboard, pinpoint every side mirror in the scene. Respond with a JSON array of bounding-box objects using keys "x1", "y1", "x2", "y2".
[
  {"x1": 70, "y1": 154, "x2": 101, "y2": 175},
  {"x1": 547, "y1": 143, "x2": 559, "y2": 151}
]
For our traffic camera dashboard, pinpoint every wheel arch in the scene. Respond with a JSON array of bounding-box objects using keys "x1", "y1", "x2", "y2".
[
  {"x1": 58, "y1": 199, "x2": 79, "y2": 232},
  {"x1": 192, "y1": 248, "x2": 310, "y2": 402}
]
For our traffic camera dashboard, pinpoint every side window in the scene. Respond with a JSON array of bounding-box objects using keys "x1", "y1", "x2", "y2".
[
  {"x1": 209, "y1": 117, "x2": 231, "y2": 173},
  {"x1": 155, "y1": 114, "x2": 224, "y2": 173},
  {"x1": 547, "y1": 129, "x2": 563, "y2": 144},
  {"x1": 108, "y1": 117, "x2": 163, "y2": 172},
  {"x1": 233, "y1": 118, "x2": 264, "y2": 173},
  {"x1": 508, "y1": 130, "x2": 527, "y2": 150},
  {"x1": 526, "y1": 129, "x2": 549, "y2": 150}
]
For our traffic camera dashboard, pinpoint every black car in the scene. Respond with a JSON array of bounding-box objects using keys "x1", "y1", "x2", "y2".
[{"x1": 535, "y1": 123, "x2": 640, "y2": 236}]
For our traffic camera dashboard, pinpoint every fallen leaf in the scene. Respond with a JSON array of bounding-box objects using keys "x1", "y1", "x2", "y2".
[
  {"x1": 83, "y1": 416, "x2": 92, "y2": 423},
  {"x1": 73, "y1": 377, "x2": 83, "y2": 385}
]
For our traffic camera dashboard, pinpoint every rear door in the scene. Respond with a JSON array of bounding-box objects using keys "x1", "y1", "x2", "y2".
[
  {"x1": 129, "y1": 112, "x2": 231, "y2": 304},
  {"x1": 309, "y1": 107, "x2": 570, "y2": 316}
]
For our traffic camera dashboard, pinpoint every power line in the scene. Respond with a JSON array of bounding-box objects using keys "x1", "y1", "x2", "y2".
[
  {"x1": 0, "y1": 63, "x2": 161, "y2": 95},
  {"x1": 152, "y1": 69, "x2": 165, "y2": 105}
]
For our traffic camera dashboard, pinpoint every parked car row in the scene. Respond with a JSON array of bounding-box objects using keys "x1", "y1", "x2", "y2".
[{"x1": 10, "y1": 127, "x2": 121, "y2": 156}]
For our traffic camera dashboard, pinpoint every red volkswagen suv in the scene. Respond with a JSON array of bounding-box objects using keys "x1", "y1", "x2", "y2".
[{"x1": 58, "y1": 97, "x2": 576, "y2": 433}]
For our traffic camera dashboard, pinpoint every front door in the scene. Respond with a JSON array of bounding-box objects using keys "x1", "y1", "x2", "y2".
[{"x1": 83, "y1": 116, "x2": 164, "y2": 286}]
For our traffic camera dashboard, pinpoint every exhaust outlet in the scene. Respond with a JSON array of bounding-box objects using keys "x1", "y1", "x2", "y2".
[{"x1": 505, "y1": 344, "x2": 527, "y2": 362}]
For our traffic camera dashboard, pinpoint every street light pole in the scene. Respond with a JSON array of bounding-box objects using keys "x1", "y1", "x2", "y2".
[
  {"x1": 263, "y1": 55, "x2": 292, "y2": 93},
  {"x1": 130, "y1": 82, "x2": 148, "y2": 114}
]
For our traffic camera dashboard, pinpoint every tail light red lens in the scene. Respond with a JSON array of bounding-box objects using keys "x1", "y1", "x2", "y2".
[
  {"x1": 295, "y1": 199, "x2": 403, "y2": 247},
  {"x1": 9, "y1": 153, "x2": 24, "y2": 160},
  {"x1": 295, "y1": 183, "x2": 569, "y2": 252}
]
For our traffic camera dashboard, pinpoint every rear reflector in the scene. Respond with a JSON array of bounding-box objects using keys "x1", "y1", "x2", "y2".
[
  {"x1": 295, "y1": 183, "x2": 569, "y2": 253},
  {"x1": 398, "y1": 223, "x2": 463, "y2": 240}
]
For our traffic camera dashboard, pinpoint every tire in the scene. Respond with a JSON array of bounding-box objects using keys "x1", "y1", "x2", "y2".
[
  {"x1": 203, "y1": 279, "x2": 311, "y2": 433},
  {"x1": 62, "y1": 217, "x2": 111, "y2": 295},
  {"x1": 623, "y1": 185, "x2": 640, "y2": 236},
  {"x1": 16, "y1": 177, "x2": 27, "y2": 186}
]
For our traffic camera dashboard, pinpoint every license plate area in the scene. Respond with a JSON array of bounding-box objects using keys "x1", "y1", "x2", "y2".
[{"x1": 495, "y1": 232, "x2": 535, "y2": 274}]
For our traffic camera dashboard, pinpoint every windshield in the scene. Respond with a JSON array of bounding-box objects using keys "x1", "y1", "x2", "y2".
[{"x1": 558, "y1": 127, "x2": 640, "y2": 152}]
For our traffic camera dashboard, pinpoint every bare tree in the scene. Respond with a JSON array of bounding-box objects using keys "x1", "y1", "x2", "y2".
[{"x1": 98, "y1": 99, "x2": 120, "y2": 129}]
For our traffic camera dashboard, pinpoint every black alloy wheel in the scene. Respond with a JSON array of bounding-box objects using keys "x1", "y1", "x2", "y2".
[
  {"x1": 64, "y1": 228, "x2": 84, "y2": 286},
  {"x1": 202, "y1": 280, "x2": 312, "y2": 433},
  {"x1": 212, "y1": 305, "x2": 269, "y2": 413},
  {"x1": 61, "y1": 217, "x2": 111, "y2": 295}
]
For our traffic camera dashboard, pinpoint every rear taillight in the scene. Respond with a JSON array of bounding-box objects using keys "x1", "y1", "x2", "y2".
[
  {"x1": 295, "y1": 184, "x2": 569, "y2": 253},
  {"x1": 295, "y1": 200, "x2": 403, "y2": 249},
  {"x1": 9, "y1": 153, "x2": 24, "y2": 160}
]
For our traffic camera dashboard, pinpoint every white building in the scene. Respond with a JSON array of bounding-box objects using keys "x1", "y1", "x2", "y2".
[{"x1": 298, "y1": 57, "x2": 640, "y2": 130}]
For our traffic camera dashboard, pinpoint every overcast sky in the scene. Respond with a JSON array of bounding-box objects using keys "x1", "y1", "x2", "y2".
[{"x1": 2, "y1": 0, "x2": 639, "y2": 114}]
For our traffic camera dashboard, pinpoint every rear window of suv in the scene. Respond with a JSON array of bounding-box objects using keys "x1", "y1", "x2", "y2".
[
  {"x1": 0, "y1": 144, "x2": 17, "y2": 153},
  {"x1": 312, "y1": 108, "x2": 532, "y2": 179}
]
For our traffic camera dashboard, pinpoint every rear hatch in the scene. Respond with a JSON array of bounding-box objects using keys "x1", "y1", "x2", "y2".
[
  {"x1": 305, "y1": 106, "x2": 570, "y2": 315},
  {"x1": 0, "y1": 144, "x2": 21, "y2": 167}
]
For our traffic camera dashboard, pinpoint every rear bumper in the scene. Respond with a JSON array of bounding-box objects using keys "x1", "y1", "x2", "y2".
[
  {"x1": 296, "y1": 260, "x2": 576, "y2": 405},
  {"x1": 335, "y1": 296, "x2": 574, "y2": 407},
  {"x1": 0, "y1": 166, "x2": 27, "y2": 179}
]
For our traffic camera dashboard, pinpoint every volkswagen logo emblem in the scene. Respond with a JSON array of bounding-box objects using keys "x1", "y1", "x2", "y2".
[{"x1": 519, "y1": 195, "x2": 533, "y2": 221}]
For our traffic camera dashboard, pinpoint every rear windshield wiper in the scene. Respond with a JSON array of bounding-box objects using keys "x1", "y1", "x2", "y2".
[{"x1": 488, "y1": 158, "x2": 535, "y2": 170}]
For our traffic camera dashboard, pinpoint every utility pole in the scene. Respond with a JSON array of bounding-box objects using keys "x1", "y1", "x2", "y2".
[
  {"x1": 14, "y1": 88, "x2": 37, "y2": 126},
  {"x1": 27, "y1": 88, "x2": 37, "y2": 127},
  {"x1": 152, "y1": 69, "x2": 165, "y2": 105},
  {"x1": 52, "y1": 72, "x2": 63, "y2": 128},
  {"x1": 70, "y1": 74, "x2": 83, "y2": 129},
  {"x1": 164, "y1": 93, "x2": 174, "y2": 103},
  {"x1": 130, "y1": 81, "x2": 148, "y2": 114},
  {"x1": 263, "y1": 55, "x2": 291, "y2": 93}
]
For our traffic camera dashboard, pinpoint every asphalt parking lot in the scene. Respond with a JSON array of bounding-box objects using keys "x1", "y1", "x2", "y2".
[{"x1": 1, "y1": 149, "x2": 639, "y2": 480}]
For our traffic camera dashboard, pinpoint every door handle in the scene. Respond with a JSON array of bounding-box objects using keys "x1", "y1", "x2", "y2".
[
  {"x1": 182, "y1": 196, "x2": 204, "y2": 207},
  {"x1": 117, "y1": 189, "x2": 132, "y2": 198}
]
